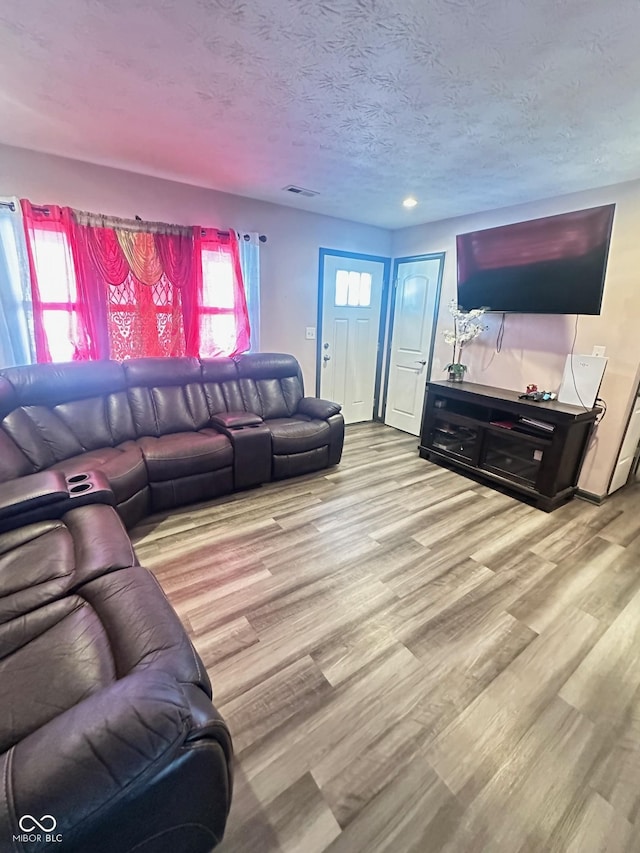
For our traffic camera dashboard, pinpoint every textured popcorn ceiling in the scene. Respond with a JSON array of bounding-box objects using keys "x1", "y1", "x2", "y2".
[{"x1": 0, "y1": 0, "x2": 639, "y2": 228}]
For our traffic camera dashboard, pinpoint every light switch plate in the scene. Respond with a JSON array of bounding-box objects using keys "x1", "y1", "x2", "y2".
[
  {"x1": 305, "y1": 326, "x2": 316, "y2": 340},
  {"x1": 592, "y1": 346, "x2": 606, "y2": 357}
]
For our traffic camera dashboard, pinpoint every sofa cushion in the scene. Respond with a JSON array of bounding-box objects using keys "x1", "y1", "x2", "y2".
[
  {"x1": 54, "y1": 396, "x2": 117, "y2": 450},
  {"x1": 273, "y1": 446, "x2": 330, "y2": 479},
  {"x1": 0, "y1": 428, "x2": 35, "y2": 482},
  {"x1": 0, "y1": 504, "x2": 136, "y2": 625},
  {"x1": 80, "y1": 566, "x2": 209, "y2": 688},
  {"x1": 267, "y1": 417, "x2": 331, "y2": 454},
  {"x1": 50, "y1": 445, "x2": 147, "y2": 504},
  {"x1": 130, "y1": 383, "x2": 211, "y2": 436},
  {"x1": 0, "y1": 561, "x2": 208, "y2": 755},
  {"x1": 0, "y1": 594, "x2": 117, "y2": 752},
  {"x1": 201, "y1": 357, "x2": 244, "y2": 416},
  {"x1": 2, "y1": 406, "x2": 81, "y2": 469},
  {"x1": 123, "y1": 357, "x2": 210, "y2": 436},
  {"x1": 0, "y1": 360, "x2": 127, "y2": 407},
  {"x1": 236, "y1": 353, "x2": 304, "y2": 419},
  {"x1": 137, "y1": 431, "x2": 233, "y2": 481}
]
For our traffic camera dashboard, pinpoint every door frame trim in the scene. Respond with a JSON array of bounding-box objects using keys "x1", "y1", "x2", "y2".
[
  {"x1": 316, "y1": 248, "x2": 392, "y2": 411},
  {"x1": 380, "y1": 252, "x2": 446, "y2": 423}
]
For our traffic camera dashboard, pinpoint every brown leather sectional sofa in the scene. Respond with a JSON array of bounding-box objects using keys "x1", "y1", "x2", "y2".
[
  {"x1": 0, "y1": 353, "x2": 343, "y2": 852},
  {"x1": 0, "y1": 352, "x2": 344, "y2": 528}
]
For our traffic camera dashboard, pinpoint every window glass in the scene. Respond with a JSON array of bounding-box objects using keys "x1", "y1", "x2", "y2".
[
  {"x1": 199, "y1": 313, "x2": 237, "y2": 356},
  {"x1": 202, "y1": 249, "x2": 234, "y2": 309},
  {"x1": 32, "y1": 228, "x2": 77, "y2": 302},
  {"x1": 42, "y1": 309, "x2": 79, "y2": 361},
  {"x1": 335, "y1": 269, "x2": 372, "y2": 307},
  {"x1": 335, "y1": 269, "x2": 349, "y2": 306},
  {"x1": 199, "y1": 248, "x2": 238, "y2": 356}
]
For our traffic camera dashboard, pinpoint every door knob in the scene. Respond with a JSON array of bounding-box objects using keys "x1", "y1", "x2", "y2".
[
  {"x1": 415, "y1": 360, "x2": 427, "y2": 366},
  {"x1": 323, "y1": 354, "x2": 331, "y2": 363}
]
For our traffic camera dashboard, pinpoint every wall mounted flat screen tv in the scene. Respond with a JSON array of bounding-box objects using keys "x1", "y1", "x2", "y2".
[{"x1": 456, "y1": 204, "x2": 615, "y2": 315}]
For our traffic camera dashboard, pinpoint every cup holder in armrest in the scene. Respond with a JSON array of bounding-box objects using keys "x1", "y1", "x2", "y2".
[
  {"x1": 69, "y1": 482, "x2": 93, "y2": 495},
  {"x1": 63, "y1": 471, "x2": 115, "y2": 508}
]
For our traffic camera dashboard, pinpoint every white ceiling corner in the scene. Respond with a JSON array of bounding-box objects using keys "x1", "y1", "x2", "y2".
[{"x1": 0, "y1": 0, "x2": 639, "y2": 228}]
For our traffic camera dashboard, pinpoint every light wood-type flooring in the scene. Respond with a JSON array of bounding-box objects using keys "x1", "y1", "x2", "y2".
[{"x1": 131, "y1": 422, "x2": 640, "y2": 853}]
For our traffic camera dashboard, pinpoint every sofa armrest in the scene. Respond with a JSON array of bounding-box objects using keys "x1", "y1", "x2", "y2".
[
  {"x1": 211, "y1": 410, "x2": 263, "y2": 429},
  {"x1": 0, "y1": 670, "x2": 232, "y2": 850},
  {"x1": 0, "y1": 470, "x2": 116, "y2": 534},
  {"x1": 296, "y1": 397, "x2": 342, "y2": 419},
  {"x1": 0, "y1": 470, "x2": 69, "y2": 521}
]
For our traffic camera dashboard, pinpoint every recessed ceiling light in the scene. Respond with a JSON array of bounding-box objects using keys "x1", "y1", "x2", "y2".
[{"x1": 403, "y1": 197, "x2": 418, "y2": 208}]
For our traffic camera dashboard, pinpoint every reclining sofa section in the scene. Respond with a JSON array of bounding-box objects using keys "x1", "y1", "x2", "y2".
[
  {"x1": 0, "y1": 500, "x2": 233, "y2": 853},
  {"x1": 0, "y1": 353, "x2": 344, "y2": 528}
]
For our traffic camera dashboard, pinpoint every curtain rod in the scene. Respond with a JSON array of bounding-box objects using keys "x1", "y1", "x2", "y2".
[
  {"x1": 1, "y1": 200, "x2": 268, "y2": 242},
  {"x1": 0, "y1": 201, "x2": 50, "y2": 213},
  {"x1": 201, "y1": 229, "x2": 267, "y2": 243}
]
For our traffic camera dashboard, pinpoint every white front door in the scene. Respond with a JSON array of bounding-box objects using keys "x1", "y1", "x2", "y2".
[
  {"x1": 320, "y1": 252, "x2": 386, "y2": 424},
  {"x1": 384, "y1": 256, "x2": 443, "y2": 435}
]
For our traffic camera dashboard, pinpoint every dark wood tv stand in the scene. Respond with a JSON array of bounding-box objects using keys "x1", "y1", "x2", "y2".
[{"x1": 419, "y1": 380, "x2": 601, "y2": 511}]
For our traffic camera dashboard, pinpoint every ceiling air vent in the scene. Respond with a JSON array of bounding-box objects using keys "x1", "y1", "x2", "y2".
[{"x1": 282, "y1": 185, "x2": 319, "y2": 198}]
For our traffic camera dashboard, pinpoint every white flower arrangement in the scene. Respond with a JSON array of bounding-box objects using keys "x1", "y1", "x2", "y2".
[{"x1": 443, "y1": 299, "x2": 487, "y2": 378}]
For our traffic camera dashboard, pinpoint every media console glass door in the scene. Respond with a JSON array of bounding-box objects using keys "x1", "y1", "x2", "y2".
[
  {"x1": 429, "y1": 414, "x2": 481, "y2": 465},
  {"x1": 480, "y1": 430, "x2": 546, "y2": 487}
]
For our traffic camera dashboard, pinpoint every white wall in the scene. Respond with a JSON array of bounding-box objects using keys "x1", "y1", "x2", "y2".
[
  {"x1": 0, "y1": 142, "x2": 391, "y2": 389},
  {"x1": 392, "y1": 180, "x2": 640, "y2": 497}
]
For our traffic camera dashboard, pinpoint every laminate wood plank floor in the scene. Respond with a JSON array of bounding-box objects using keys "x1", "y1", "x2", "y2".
[{"x1": 131, "y1": 423, "x2": 640, "y2": 853}]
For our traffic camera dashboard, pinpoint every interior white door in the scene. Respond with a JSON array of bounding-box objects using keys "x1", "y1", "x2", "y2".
[
  {"x1": 320, "y1": 253, "x2": 386, "y2": 424},
  {"x1": 384, "y1": 257, "x2": 441, "y2": 435},
  {"x1": 609, "y1": 388, "x2": 640, "y2": 493}
]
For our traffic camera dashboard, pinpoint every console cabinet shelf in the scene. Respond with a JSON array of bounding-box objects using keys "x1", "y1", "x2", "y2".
[{"x1": 419, "y1": 380, "x2": 601, "y2": 511}]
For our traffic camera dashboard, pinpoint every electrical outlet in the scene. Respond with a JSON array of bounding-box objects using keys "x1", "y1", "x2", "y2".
[
  {"x1": 305, "y1": 326, "x2": 316, "y2": 340},
  {"x1": 592, "y1": 345, "x2": 606, "y2": 357}
]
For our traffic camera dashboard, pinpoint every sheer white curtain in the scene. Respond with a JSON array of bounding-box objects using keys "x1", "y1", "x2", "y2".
[
  {"x1": 238, "y1": 232, "x2": 261, "y2": 351},
  {"x1": 0, "y1": 197, "x2": 35, "y2": 367}
]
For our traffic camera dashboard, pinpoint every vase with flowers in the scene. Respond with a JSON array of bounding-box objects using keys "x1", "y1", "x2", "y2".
[{"x1": 443, "y1": 300, "x2": 486, "y2": 382}]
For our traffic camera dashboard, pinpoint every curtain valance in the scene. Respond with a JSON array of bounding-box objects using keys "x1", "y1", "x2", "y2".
[{"x1": 72, "y1": 209, "x2": 191, "y2": 235}]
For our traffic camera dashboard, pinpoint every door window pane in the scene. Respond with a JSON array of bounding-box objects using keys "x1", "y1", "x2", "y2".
[
  {"x1": 359, "y1": 272, "x2": 372, "y2": 306},
  {"x1": 335, "y1": 269, "x2": 349, "y2": 306},
  {"x1": 334, "y1": 269, "x2": 372, "y2": 307}
]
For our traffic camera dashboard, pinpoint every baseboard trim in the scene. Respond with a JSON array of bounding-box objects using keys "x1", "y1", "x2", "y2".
[{"x1": 575, "y1": 489, "x2": 608, "y2": 506}]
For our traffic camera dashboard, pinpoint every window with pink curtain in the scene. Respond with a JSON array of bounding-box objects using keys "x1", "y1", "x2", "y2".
[
  {"x1": 20, "y1": 201, "x2": 250, "y2": 362},
  {"x1": 21, "y1": 202, "x2": 92, "y2": 362}
]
